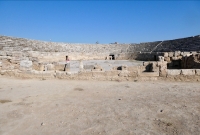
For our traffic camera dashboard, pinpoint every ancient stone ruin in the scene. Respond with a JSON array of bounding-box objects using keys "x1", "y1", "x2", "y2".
[{"x1": 0, "y1": 35, "x2": 200, "y2": 81}]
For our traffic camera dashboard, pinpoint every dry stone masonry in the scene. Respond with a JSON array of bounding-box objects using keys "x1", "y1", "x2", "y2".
[{"x1": 0, "y1": 35, "x2": 200, "y2": 81}]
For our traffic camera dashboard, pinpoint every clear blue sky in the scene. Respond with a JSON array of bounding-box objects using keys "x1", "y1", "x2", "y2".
[{"x1": 0, "y1": 1, "x2": 200, "y2": 43}]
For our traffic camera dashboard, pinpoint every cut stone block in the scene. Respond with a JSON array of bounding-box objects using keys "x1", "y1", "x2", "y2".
[
  {"x1": 163, "y1": 52, "x2": 168, "y2": 57},
  {"x1": 0, "y1": 51, "x2": 6, "y2": 56},
  {"x1": 168, "y1": 52, "x2": 174, "y2": 57},
  {"x1": 20, "y1": 60, "x2": 32, "y2": 71},
  {"x1": 167, "y1": 69, "x2": 181, "y2": 76},
  {"x1": 139, "y1": 71, "x2": 159, "y2": 77},
  {"x1": 181, "y1": 69, "x2": 195, "y2": 75},
  {"x1": 196, "y1": 69, "x2": 200, "y2": 75},
  {"x1": 174, "y1": 51, "x2": 181, "y2": 57}
]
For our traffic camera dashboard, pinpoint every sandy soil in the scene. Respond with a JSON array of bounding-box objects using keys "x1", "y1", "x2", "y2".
[{"x1": 0, "y1": 77, "x2": 199, "y2": 135}]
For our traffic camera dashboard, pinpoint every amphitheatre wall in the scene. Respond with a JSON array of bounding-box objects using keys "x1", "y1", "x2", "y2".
[
  {"x1": 0, "y1": 35, "x2": 200, "y2": 81},
  {"x1": 0, "y1": 35, "x2": 200, "y2": 59}
]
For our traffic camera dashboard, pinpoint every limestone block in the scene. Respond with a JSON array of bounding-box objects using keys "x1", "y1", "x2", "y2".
[
  {"x1": 0, "y1": 42, "x2": 6, "y2": 45},
  {"x1": 186, "y1": 54, "x2": 192, "y2": 57},
  {"x1": 172, "y1": 57, "x2": 179, "y2": 60},
  {"x1": 128, "y1": 71, "x2": 138, "y2": 77},
  {"x1": 167, "y1": 69, "x2": 181, "y2": 76},
  {"x1": 158, "y1": 56, "x2": 164, "y2": 62},
  {"x1": 121, "y1": 65, "x2": 128, "y2": 70},
  {"x1": 181, "y1": 69, "x2": 195, "y2": 76},
  {"x1": 159, "y1": 67, "x2": 167, "y2": 77},
  {"x1": 139, "y1": 72, "x2": 159, "y2": 77},
  {"x1": 104, "y1": 71, "x2": 119, "y2": 77},
  {"x1": 0, "y1": 56, "x2": 12, "y2": 60},
  {"x1": 180, "y1": 52, "x2": 184, "y2": 56},
  {"x1": 190, "y1": 51, "x2": 197, "y2": 55},
  {"x1": 163, "y1": 52, "x2": 168, "y2": 57},
  {"x1": 143, "y1": 62, "x2": 150, "y2": 66},
  {"x1": 157, "y1": 61, "x2": 167, "y2": 68},
  {"x1": 1, "y1": 63, "x2": 14, "y2": 70},
  {"x1": 20, "y1": 60, "x2": 32, "y2": 71},
  {"x1": 177, "y1": 56, "x2": 182, "y2": 59},
  {"x1": 164, "y1": 57, "x2": 171, "y2": 62},
  {"x1": 0, "y1": 51, "x2": 6, "y2": 56},
  {"x1": 79, "y1": 60, "x2": 84, "y2": 71},
  {"x1": 6, "y1": 51, "x2": 13, "y2": 56},
  {"x1": 84, "y1": 65, "x2": 94, "y2": 70},
  {"x1": 3, "y1": 47, "x2": 13, "y2": 51},
  {"x1": 174, "y1": 51, "x2": 181, "y2": 57},
  {"x1": 46, "y1": 64, "x2": 54, "y2": 71},
  {"x1": 20, "y1": 57, "x2": 29, "y2": 61},
  {"x1": 42, "y1": 71, "x2": 55, "y2": 77},
  {"x1": 92, "y1": 65, "x2": 103, "y2": 71},
  {"x1": 196, "y1": 69, "x2": 200, "y2": 75},
  {"x1": 54, "y1": 63, "x2": 64, "y2": 71},
  {"x1": 92, "y1": 71, "x2": 106, "y2": 77},
  {"x1": 118, "y1": 70, "x2": 130, "y2": 77},
  {"x1": 12, "y1": 52, "x2": 22, "y2": 57},
  {"x1": 23, "y1": 47, "x2": 32, "y2": 51},
  {"x1": 10, "y1": 57, "x2": 20, "y2": 64},
  {"x1": 78, "y1": 71, "x2": 93, "y2": 78},
  {"x1": 168, "y1": 52, "x2": 174, "y2": 57},
  {"x1": 183, "y1": 52, "x2": 190, "y2": 56},
  {"x1": 0, "y1": 61, "x2": 2, "y2": 67}
]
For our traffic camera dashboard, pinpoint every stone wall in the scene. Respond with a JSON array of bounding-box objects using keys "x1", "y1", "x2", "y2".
[
  {"x1": 1, "y1": 35, "x2": 200, "y2": 55},
  {"x1": 1, "y1": 35, "x2": 200, "y2": 81},
  {"x1": 0, "y1": 35, "x2": 129, "y2": 54}
]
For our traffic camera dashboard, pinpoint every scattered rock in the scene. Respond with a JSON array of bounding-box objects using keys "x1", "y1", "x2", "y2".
[
  {"x1": 0, "y1": 99, "x2": 12, "y2": 103},
  {"x1": 74, "y1": 88, "x2": 84, "y2": 91}
]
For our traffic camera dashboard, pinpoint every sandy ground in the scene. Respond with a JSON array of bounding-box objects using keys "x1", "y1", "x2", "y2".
[{"x1": 0, "y1": 77, "x2": 199, "y2": 135}]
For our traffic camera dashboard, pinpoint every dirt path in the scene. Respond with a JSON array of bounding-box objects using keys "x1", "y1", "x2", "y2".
[{"x1": 0, "y1": 77, "x2": 199, "y2": 135}]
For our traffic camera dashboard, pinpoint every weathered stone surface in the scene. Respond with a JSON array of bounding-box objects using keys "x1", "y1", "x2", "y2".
[
  {"x1": 172, "y1": 57, "x2": 179, "y2": 60},
  {"x1": 196, "y1": 69, "x2": 200, "y2": 75},
  {"x1": 139, "y1": 72, "x2": 159, "y2": 77},
  {"x1": 20, "y1": 60, "x2": 32, "y2": 71},
  {"x1": 0, "y1": 35, "x2": 200, "y2": 80},
  {"x1": 158, "y1": 56, "x2": 164, "y2": 62},
  {"x1": 143, "y1": 62, "x2": 150, "y2": 66},
  {"x1": 168, "y1": 52, "x2": 174, "y2": 57},
  {"x1": 121, "y1": 65, "x2": 128, "y2": 70},
  {"x1": 181, "y1": 69, "x2": 195, "y2": 75},
  {"x1": 3, "y1": 47, "x2": 13, "y2": 51},
  {"x1": 174, "y1": 51, "x2": 181, "y2": 57},
  {"x1": 23, "y1": 47, "x2": 32, "y2": 51},
  {"x1": 92, "y1": 65, "x2": 103, "y2": 71},
  {"x1": 163, "y1": 52, "x2": 168, "y2": 57},
  {"x1": 12, "y1": 52, "x2": 22, "y2": 57},
  {"x1": 167, "y1": 69, "x2": 181, "y2": 76},
  {"x1": 164, "y1": 57, "x2": 171, "y2": 62},
  {"x1": 46, "y1": 64, "x2": 54, "y2": 71},
  {"x1": 10, "y1": 57, "x2": 20, "y2": 64},
  {"x1": 183, "y1": 52, "x2": 190, "y2": 56},
  {"x1": 118, "y1": 70, "x2": 129, "y2": 77},
  {"x1": 0, "y1": 51, "x2": 6, "y2": 56}
]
